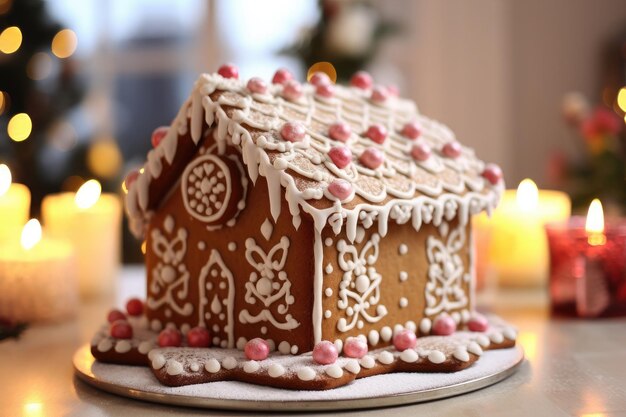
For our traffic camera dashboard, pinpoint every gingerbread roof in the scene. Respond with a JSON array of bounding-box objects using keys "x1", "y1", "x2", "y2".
[{"x1": 125, "y1": 68, "x2": 504, "y2": 240}]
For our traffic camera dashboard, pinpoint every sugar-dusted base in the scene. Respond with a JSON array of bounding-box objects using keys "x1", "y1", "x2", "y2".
[{"x1": 90, "y1": 315, "x2": 517, "y2": 390}]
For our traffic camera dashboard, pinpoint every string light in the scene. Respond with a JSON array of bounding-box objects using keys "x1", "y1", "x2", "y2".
[
  {"x1": 87, "y1": 139, "x2": 122, "y2": 179},
  {"x1": 617, "y1": 87, "x2": 626, "y2": 113},
  {"x1": 0, "y1": 26, "x2": 22, "y2": 54},
  {"x1": 7, "y1": 113, "x2": 32, "y2": 142},
  {"x1": 51, "y1": 29, "x2": 77, "y2": 58}
]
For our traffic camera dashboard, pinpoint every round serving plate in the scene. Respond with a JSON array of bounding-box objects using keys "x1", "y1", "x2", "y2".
[{"x1": 73, "y1": 344, "x2": 524, "y2": 411}]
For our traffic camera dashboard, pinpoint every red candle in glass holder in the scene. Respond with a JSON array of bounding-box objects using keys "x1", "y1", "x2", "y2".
[{"x1": 546, "y1": 199, "x2": 626, "y2": 318}]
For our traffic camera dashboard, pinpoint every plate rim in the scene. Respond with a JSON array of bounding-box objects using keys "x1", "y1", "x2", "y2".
[{"x1": 73, "y1": 344, "x2": 524, "y2": 411}]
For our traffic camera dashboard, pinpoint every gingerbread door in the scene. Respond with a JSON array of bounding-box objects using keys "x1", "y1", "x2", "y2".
[{"x1": 198, "y1": 249, "x2": 235, "y2": 348}]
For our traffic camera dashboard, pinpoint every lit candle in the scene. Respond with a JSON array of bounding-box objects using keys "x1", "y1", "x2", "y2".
[
  {"x1": 0, "y1": 219, "x2": 77, "y2": 322},
  {"x1": 42, "y1": 180, "x2": 122, "y2": 298},
  {"x1": 474, "y1": 179, "x2": 571, "y2": 287},
  {"x1": 0, "y1": 164, "x2": 31, "y2": 244}
]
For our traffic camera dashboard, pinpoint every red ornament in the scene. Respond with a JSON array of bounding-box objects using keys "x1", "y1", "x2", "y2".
[
  {"x1": 401, "y1": 121, "x2": 422, "y2": 140},
  {"x1": 411, "y1": 141, "x2": 431, "y2": 162},
  {"x1": 187, "y1": 326, "x2": 211, "y2": 348},
  {"x1": 328, "y1": 179, "x2": 353, "y2": 200},
  {"x1": 328, "y1": 146, "x2": 352, "y2": 168},
  {"x1": 343, "y1": 337, "x2": 368, "y2": 359},
  {"x1": 110, "y1": 320, "x2": 133, "y2": 339},
  {"x1": 125, "y1": 298, "x2": 143, "y2": 317},
  {"x1": 312, "y1": 340, "x2": 338, "y2": 364},
  {"x1": 328, "y1": 122, "x2": 352, "y2": 142},
  {"x1": 151, "y1": 126, "x2": 169, "y2": 147},
  {"x1": 217, "y1": 63, "x2": 239, "y2": 79},
  {"x1": 309, "y1": 72, "x2": 331, "y2": 87},
  {"x1": 350, "y1": 71, "x2": 373, "y2": 90},
  {"x1": 467, "y1": 314, "x2": 489, "y2": 332},
  {"x1": 370, "y1": 86, "x2": 389, "y2": 104},
  {"x1": 282, "y1": 80, "x2": 303, "y2": 101},
  {"x1": 442, "y1": 142, "x2": 462, "y2": 158},
  {"x1": 316, "y1": 83, "x2": 335, "y2": 98},
  {"x1": 392, "y1": 329, "x2": 417, "y2": 351},
  {"x1": 359, "y1": 147, "x2": 384, "y2": 169},
  {"x1": 280, "y1": 122, "x2": 306, "y2": 142},
  {"x1": 272, "y1": 68, "x2": 294, "y2": 85},
  {"x1": 482, "y1": 163, "x2": 503, "y2": 185},
  {"x1": 365, "y1": 124, "x2": 388, "y2": 144},
  {"x1": 432, "y1": 315, "x2": 457, "y2": 335},
  {"x1": 244, "y1": 338, "x2": 270, "y2": 360},
  {"x1": 158, "y1": 328, "x2": 182, "y2": 347},
  {"x1": 107, "y1": 309, "x2": 126, "y2": 323},
  {"x1": 124, "y1": 170, "x2": 139, "y2": 190},
  {"x1": 246, "y1": 77, "x2": 268, "y2": 94}
]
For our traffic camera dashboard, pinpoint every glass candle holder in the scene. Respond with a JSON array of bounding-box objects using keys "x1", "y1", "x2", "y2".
[{"x1": 546, "y1": 217, "x2": 626, "y2": 318}]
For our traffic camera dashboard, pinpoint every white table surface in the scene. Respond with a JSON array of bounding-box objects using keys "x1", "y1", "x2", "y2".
[{"x1": 1, "y1": 266, "x2": 626, "y2": 417}]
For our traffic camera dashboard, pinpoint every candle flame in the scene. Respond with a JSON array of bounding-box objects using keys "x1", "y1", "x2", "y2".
[
  {"x1": 0, "y1": 163, "x2": 11, "y2": 197},
  {"x1": 21, "y1": 219, "x2": 42, "y2": 250},
  {"x1": 516, "y1": 178, "x2": 539, "y2": 211},
  {"x1": 75, "y1": 179, "x2": 101, "y2": 209},
  {"x1": 585, "y1": 198, "x2": 606, "y2": 246}
]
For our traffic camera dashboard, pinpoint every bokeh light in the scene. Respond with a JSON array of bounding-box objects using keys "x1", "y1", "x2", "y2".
[
  {"x1": 0, "y1": 91, "x2": 6, "y2": 115},
  {"x1": 51, "y1": 29, "x2": 78, "y2": 58},
  {"x1": 7, "y1": 113, "x2": 32, "y2": 142},
  {"x1": 617, "y1": 87, "x2": 626, "y2": 113},
  {"x1": 307, "y1": 62, "x2": 337, "y2": 83},
  {"x1": 0, "y1": 26, "x2": 22, "y2": 54},
  {"x1": 47, "y1": 121, "x2": 78, "y2": 151},
  {"x1": 27, "y1": 52, "x2": 53, "y2": 80},
  {"x1": 87, "y1": 138, "x2": 122, "y2": 179}
]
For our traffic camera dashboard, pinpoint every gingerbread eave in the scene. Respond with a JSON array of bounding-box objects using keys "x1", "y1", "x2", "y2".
[{"x1": 125, "y1": 71, "x2": 504, "y2": 239}]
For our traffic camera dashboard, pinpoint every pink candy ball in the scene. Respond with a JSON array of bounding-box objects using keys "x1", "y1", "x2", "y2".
[
  {"x1": 217, "y1": 63, "x2": 239, "y2": 79},
  {"x1": 392, "y1": 329, "x2": 417, "y2": 351},
  {"x1": 124, "y1": 170, "x2": 139, "y2": 190},
  {"x1": 158, "y1": 328, "x2": 182, "y2": 347},
  {"x1": 365, "y1": 124, "x2": 388, "y2": 144},
  {"x1": 482, "y1": 163, "x2": 503, "y2": 185},
  {"x1": 244, "y1": 338, "x2": 270, "y2": 360},
  {"x1": 467, "y1": 313, "x2": 489, "y2": 332},
  {"x1": 312, "y1": 340, "x2": 338, "y2": 365},
  {"x1": 442, "y1": 141, "x2": 462, "y2": 158},
  {"x1": 401, "y1": 121, "x2": 422, "y2": 140},
  {"x1": 282, "y1": 80, "x2": 303, "y2": 101},
  {"x1": 151, "y1": 126, "x2": 169, "y2": 147},
  {"x1": 359, "y1": 147, "x2": 384, "y2": 169},
  {"x1": 247, "y1": 77, "x2": 268, "y2": 94},
  {"x1": 280, "y1": 122, "x2": 306, "y2": 142},
  {"x1": 309, "y1": 71, "x2": 331, "y2": 87},
  {"x1": 316, "y1": 83, "x2": 335, "y2": 98},
  {"x1": 370, "y1": 86, "x2": 389, "y2": 104},
  {"x1": 272, "y1": 68, "x2": 294, "y2": 85},
  {"x1": 343, "y1": 337, "x2": 368, "y2": 359},
  {"x1": 411, "y1": 141, "x2": 432, "y2": 161},
  {"x1": 328, "y1": 146, "x2": 352, "y2": 168},
  {"x1": 350, "y1": 71, "x2": 373, "y2": 90},
  {"x1": 432, "y1": 315, "x2": 457, "y2": 336},
  {"x1": 328, "y1": 122, "x2": 352, "y2": 142},
  {"x1": 328, "y1": 179, "x2": 353, "y2": 200}
]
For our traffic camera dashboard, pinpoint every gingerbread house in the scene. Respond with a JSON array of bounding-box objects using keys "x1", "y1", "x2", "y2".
[{"x1": 124, "y1": 66, "x2": 504, "y2": 356}]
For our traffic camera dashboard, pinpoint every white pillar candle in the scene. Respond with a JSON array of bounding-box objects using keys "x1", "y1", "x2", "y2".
[
  {"x1": 0, "y1": 164, "x2": 31, "y2": 244},
  {"x1": 42, "y1": 180, "x2": 122, "y2": 298},
  {"x1": 0, "y1": 219, "x2": 78, "y2": 322}
]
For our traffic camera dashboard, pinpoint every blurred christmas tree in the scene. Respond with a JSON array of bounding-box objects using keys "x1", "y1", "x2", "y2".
[
  {"x1": 0, "y1": 0, "x2": 87, "y2": 213},
  {"x1": 281, "y1": 0, "x2": 400, "y2": 82}
]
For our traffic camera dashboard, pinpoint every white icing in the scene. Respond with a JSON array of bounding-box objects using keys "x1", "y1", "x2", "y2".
[
  {"x1": 398, "y1": 244, "x2": 408, "y2": 255},
  {"x1": 368, "y1": 330, "x2": 380, "y2": 346},
  {"x1": 243, "y1": 361, "x2": 260, "y2": 373},
  {"x1": 324, "y1": 310, "x2": 332, "y2": 319},
  {"x1": 227, "y1": 242, "x2": 237, "y2": 251},
  {"x1": 278, "y1": 341, "x2": 291, "y2": 355},
  {"x1": 335, "y1": 233, "x2": 387, "y2": 333},
  {"x1": 151, "y1": 354, "x2": 166, "y2": 370},
  {"x1": 205, "y1": 358, "x2": 221, "y2": 373},
  {"x1": 467, "y1": 341, "x2": 483, "y2": 356},
  {"x1": 222, "y1": 356, "x2": 237, "y2": 370},
  {"x1": 380, "y1": 326, "x2": 392, "y2": 342},
  {"x1": 344, "y1": 359, "x2": 361, "y2": 374},
  {"x1": 324, "y1": 263, "x2": 333, "y2": 274},
  {"x1": 197, "y1": 241, "x2": 206, "y2": 250},
  {"x1": 325, "y1": 365, "x2": 343, "y2": 379},
  {"x1": 236, "y1": 337, "x2": 247, "y2": 350},
  {"x1": 115, "y1": 340, "x2": 132, "y2": 353},
  {"x1": 239, "y1": 236, "x2": 299, "y2": 331},
  {"x1": 260, "y1": 218, "x2": 273, "y2": 241},
  {"x1": 476, "y1": 334, "x2": 490, "y2": 348},
  {"x1": 190, "y1": 362, "x2": 200, "y2": 372},
  {"x1": 150, "y1": 319, "x2": 162, "y2": 332},
  {"x1": 378, "y1": 351, "x2": 394, "y2": 365},
  {"x1": 324, "y1": 238, "x2": 333, "y2": 246},
  {"x1": 399, "y1": 271, "x2": 408, "y2": 282},
  {"x1": 297, "y1": 367, "x2": 316, "y2": 381},
  {"x1": 138, "y1": 341, "x2": 153, "y2": 355},
  {"x1": 334, "y1": 339, "x2": 343, "y2": 354},
  {"x1": 268, "y1": 363, "x2": 286, "y2": 378},
  {"x1": 399, "y1": 297, "x2": 408, "y2": 308},
  {"x1": 360, "y1": 355, "x2": 376, "y2": 369},
  {"x1": 97, "y1": 339, "x2": 113, "y2": 353},
  {"x1": 503, "y1": 328, "x2": 517, "y2": 341},
  {"x1": 166, "y1": 359, "x2": 184, "y2": 375},
  {"x1": 405, "y1": 321, "x2": 417, "y2": 332},
  {"x1": 290, "y1": 345, "x2": 299, "y2": 355},
  {"x1": 198, "y1": 249, "x2": 235, "y2": 347},
  {"x1": 324, "y1": 288, "x2": 333, "y2": 297},
  {"x1": 453, "y1": 347, "x2": 470, "y2": 362},
  {"x1": 490, "y1": 332, "x2": 504, "y2": 344},
  {"x1": 400, "y1": 349, "x2": 418, "y2": 363},
  {"x1": 428, "y1": 350, "x2": 446, "y2": 364}
]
